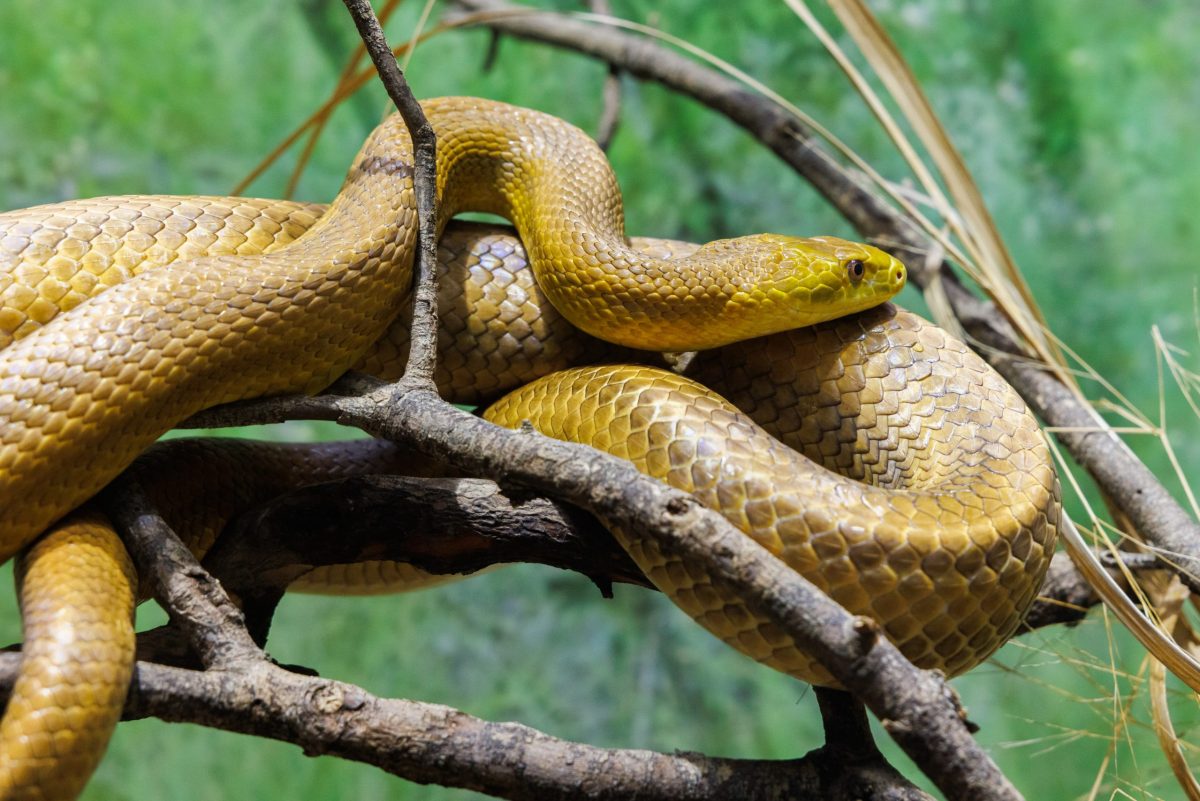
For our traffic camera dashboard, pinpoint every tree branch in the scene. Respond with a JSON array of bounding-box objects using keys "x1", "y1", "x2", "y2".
[
  {"x1": 100, "y1": 478, "x2": 264, "y2": 669},
  {"x1": 0, "y1": 649, "x2": 923, "y2": 801},
  {"x1": 342, "y1": 0, "x2": 441, "y2": 387},
  {"x1": 324, "y1": 382, "x2": 1019, "y2": 800},
  {"x1": 204, "y1": 474, "x2": 649, "y2": 637},
  {"x1": 588, "y1": 0, "x2": 622, "y2": 151},
  {"x1": 44, "y1": 445, "x2": 1117, "y2": 800},
  {"x1": 164, "y1": 378, "x2": 1028, "y2": 797},
  {"x1": 1020, "y1": 551, "x2": 1106, "y2": 631}
]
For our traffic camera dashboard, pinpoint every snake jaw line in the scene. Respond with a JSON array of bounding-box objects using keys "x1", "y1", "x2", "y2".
[
  {"x1": 543, "y1": 233, "x2": 907, "y2": 352},
  {"x1": 760, "y1": 234, "x2": 908, "y2": 327}
]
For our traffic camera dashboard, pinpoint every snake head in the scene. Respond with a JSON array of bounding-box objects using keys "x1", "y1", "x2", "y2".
[{"x1": 746, "y1": 234, "x2": 907, "y2": 327}]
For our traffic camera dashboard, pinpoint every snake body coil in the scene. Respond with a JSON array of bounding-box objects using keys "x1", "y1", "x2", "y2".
[
  {"x1": 0, "y1": 98, "x2": 900, "y2": 563},
  {"x1": 0, "y1": 98, "x2": 1053, "y2": 800}
]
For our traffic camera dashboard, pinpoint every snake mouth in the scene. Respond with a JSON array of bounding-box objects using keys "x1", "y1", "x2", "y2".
[{"x1": 862, "y1": 251, "x2": 907, "y2": 297}]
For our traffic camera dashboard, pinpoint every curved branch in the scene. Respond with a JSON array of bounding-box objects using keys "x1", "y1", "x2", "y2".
[
  {"x1": 204, "y1": 474, "x2": 648, "y2": 637},
  {"x1": 166, "y1": 382, "x2": 1030, "y2": 798},
  {"x1": 340, "y1": 384, "x2": 1020, "y2": 801}
]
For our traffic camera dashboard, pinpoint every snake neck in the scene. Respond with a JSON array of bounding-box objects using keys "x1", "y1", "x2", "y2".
[{"x1": 421, "y1": 98, "x2": 904, "y2": 352}]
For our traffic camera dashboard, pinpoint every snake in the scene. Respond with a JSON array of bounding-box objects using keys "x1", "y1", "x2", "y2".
[{"x1": 0, "y1": 98, "x2": 1059, "y2": 799}]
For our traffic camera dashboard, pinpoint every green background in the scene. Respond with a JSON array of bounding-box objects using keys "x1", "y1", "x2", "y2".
[{"x1": 1, "y1": 1, "x2": 1198, "y2": 798}]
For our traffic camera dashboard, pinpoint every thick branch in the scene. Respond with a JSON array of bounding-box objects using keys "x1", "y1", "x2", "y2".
[
  {"x1": 204, "y1": 474, "x2": 649, "y2": 636},
  {"x1": 326, "y1": 385, "x2": 1021, "y2": 801},
  {"x1": 444, "y1": 0, "x2": 1200, "y2": 590},
  {"x1": 0, "y1": 651, "x2": 923, "y2": 801}
]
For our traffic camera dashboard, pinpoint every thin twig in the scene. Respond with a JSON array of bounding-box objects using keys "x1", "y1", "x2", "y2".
[
  {"x1": 597, "y1": 66, "x2": 622, "y2": 150},
  {"x1": 100, "y1": 479, "x2": 262, "y2": 669},
  {"x1": 589, "y1": 0, "x2": 622, "y2": 150},
  {"x1": 342, "y1": 0, "x2": 441, "y2": 387}
]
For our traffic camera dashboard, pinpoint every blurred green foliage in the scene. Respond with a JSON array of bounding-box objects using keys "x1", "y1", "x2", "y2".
[{"x1": 0, "y1": 1, "x2": 1197, "y2": 798}]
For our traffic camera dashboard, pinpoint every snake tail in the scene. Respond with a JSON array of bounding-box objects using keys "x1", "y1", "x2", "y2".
[{"x1": 0, "y1": 511, "x2": 135, "y2": 801}]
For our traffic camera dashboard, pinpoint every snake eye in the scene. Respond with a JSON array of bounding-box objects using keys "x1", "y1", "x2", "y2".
[{"x1": 846, "y1": 259, "x2": 865, "y2": 283}]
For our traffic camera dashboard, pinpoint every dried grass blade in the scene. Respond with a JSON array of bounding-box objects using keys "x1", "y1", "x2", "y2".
[{"x1": 819, "y1": 0, "x2": 1069, "y2": 378}]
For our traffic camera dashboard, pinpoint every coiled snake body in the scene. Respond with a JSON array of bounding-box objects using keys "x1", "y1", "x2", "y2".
[{"x1": 0, "y1": 98, "x2": 1058, "y2": 799}]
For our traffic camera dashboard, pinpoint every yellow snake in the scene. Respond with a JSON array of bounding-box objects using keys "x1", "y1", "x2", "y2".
[{"x1": 0, "y1": 98, "x2": 1058, "y2": 799}]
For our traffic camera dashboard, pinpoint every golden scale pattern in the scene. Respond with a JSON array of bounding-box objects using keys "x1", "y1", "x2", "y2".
[
  {"x1": 0, "y1": 98, "x2": 1056, "y2": 798},
  {"x1": 0, "y1": 196, "x2": 326, "y2": 349},
  {"x1": 0, "y1": 511, "x2": 135, "y2": 801},
  {"x1": 485, "y1": 310, "x2": 1059, "y2": 683}
]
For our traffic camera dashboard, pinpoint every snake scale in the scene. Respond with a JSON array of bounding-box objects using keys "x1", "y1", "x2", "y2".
[{"x1": 0, "y1": 98, "x2": 1059, "y2": 800}]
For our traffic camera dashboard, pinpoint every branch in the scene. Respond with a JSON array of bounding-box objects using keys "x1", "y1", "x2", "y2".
[
  {"x1": 182, "y1": 372, "x2": 380, "y2": 430},
  {"x1": 100, "y1": 478, "x2": 264, "y2": 669},
  {"x1": 588, "y1": 0, "x2": 622, "y2": 151},
  {"x1": 342, "y1": 0, "x2": 441, "y2": 386},
  {"x1": 810, "y1": 688, "x2": 933, "y2": 800},
  {"x1": 1020, "y1": 551, "x2": 1105, "y2": 631},
  {"x1": 170, "y1": 383, "x2": 1025, "y2": 797},
  {"x1": 0, "y1": 650, "x2": 922, "y2": 801},
  {"x1": 334, "y1": 383, "x2": 1018, "y2": 800},
  {"x1": 443, "y1": 0, "x2": 1200, "y2": 590},
  {"x1": 203, "y1": 474, "x2": 649, "y2": 636},
  {"x1": 83, "y1": 269, "x2": 956, "y2": 797}
]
